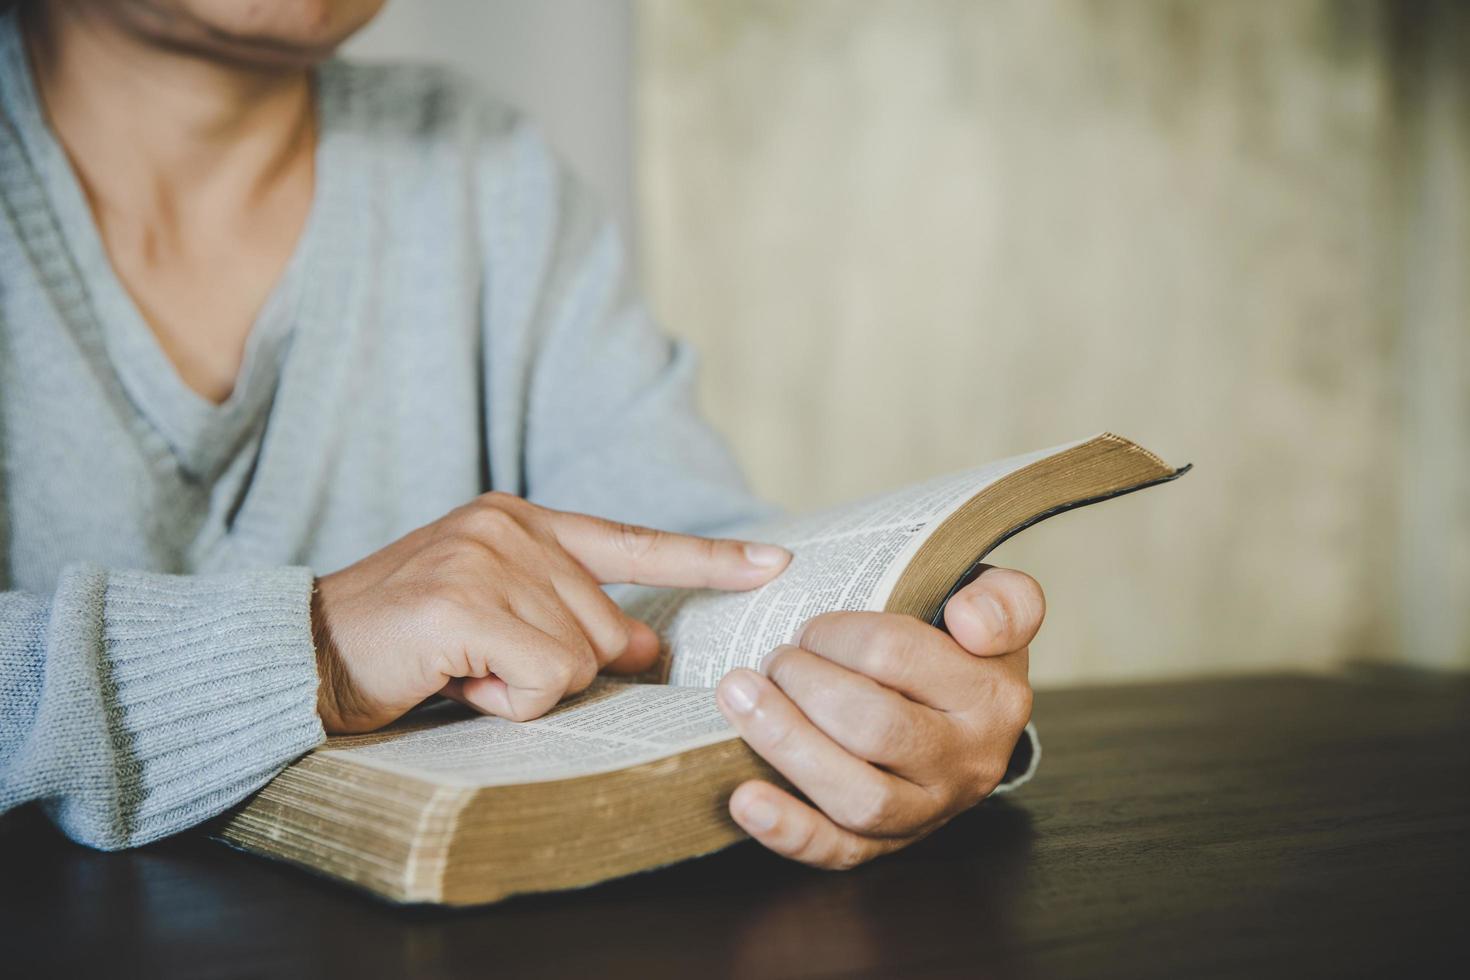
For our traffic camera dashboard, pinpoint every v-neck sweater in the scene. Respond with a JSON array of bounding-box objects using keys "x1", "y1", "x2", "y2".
[{"x1": 0, "y1": 11, "x2": 767, "y2": 848}]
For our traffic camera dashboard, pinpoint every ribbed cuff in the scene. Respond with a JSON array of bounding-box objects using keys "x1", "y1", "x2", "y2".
[{"x1": 94, "y1": 565, "x2": 325, "y2": 845}]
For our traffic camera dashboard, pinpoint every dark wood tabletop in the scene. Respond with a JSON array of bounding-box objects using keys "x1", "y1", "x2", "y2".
[{"x1": 3, "y1": 670, "x2": 1467, "y2": 979}]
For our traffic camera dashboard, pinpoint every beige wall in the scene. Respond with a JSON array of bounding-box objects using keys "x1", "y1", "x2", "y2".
[{"x1": 636, "y1": 1, "x2": 1469, "y2": 685}]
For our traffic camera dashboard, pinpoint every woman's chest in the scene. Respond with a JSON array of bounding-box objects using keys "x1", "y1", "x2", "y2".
[{"x1": 0, "y1": 284, "x2": 491, "y2": 593}]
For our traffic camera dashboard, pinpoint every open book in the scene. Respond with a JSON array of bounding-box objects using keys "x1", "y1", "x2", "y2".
[{"x1": 217, "y1": 433, "x2": 1188, "y2": 905}]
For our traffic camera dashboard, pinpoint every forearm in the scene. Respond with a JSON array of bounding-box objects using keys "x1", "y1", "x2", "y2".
[{"x1": 0, "y1": 564, "x2": 324, "y2": 849}]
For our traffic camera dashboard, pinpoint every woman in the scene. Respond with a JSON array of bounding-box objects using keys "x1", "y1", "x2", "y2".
[{"x1": 0, "y1": 0, "x2": 1042, "y2": 871}]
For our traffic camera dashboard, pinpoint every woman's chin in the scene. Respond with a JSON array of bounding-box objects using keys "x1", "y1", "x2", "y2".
[{"x1": 108, "y1": 0, "x2": 387, "y2": 71}]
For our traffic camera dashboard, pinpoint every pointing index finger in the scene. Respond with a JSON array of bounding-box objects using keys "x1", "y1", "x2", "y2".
[{"x1": 550, "y1": 511, "x2": 790, "y2": 590}]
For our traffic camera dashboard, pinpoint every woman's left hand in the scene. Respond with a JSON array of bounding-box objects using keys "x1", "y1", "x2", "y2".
[{"x1": 715, "y1": 565, "x2": 1043, "y2": 869}]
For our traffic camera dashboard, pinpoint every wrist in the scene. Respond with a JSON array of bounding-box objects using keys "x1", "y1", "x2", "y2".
[{"x1": 310, "y1": 578, "x2": 355, "y2": 733}]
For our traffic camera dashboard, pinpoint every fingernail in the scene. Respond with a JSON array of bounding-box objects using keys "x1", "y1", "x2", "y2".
[
  {"x1": 721, "y1": 672, "x2": 759, "y2": 714},
  {"x1": 739, "y1": 795, "x2": 777, "y2": 832},
  {"x1": 970, "y1": 592, "x2": 1009, "y2": 638},
  {"x1": 744, "y1": 543, "x2": 790, "y2": 568}
]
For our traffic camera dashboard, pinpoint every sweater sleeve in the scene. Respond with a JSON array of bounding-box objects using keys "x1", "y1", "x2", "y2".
[{"x1": 0, "y1": 563, "x2": 325, "y2": 850}]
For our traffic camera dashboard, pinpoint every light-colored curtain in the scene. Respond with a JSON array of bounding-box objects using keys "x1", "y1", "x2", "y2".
[{"x1": 636, "y1": 1, "x2": 1469, "y2": 683}]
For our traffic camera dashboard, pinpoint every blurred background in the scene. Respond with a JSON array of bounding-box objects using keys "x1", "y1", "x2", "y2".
[{"x1": 352, "y1": 1, "x2": 1469, "y2": 688}]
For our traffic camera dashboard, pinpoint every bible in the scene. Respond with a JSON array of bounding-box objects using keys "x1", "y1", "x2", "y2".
[{"x1": 217, "y1": 432, "x2": 1188, "y2": 904}]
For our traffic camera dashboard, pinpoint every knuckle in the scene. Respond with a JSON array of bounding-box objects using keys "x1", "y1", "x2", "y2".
[
  {"x1": 568, "y1": 649, "x2": 599, "y2": 691},
  {"x1": 971, "y1": 755, "x2": 1009, "y2": 799},
  {"x1": 861, "y1": 624, "x2": 915, "y2": 684},
  {"x1": 831, "y1": 838, "x2": 872, "y2": 871},
  {"x1": 757, "y1": 713, "x2": 800, "y2": 757},
  {"x1": 428, "y1": 642, "x2": 471, "y2": 682},
  {"x1": 853, "y1": 703, "x2": 908, "y2": 761},
  {"x1": 432, "y1": 543, "x2": 496, "y2": 586},
  {"x1": 612, "y1": 522, "x2": 660, "y2": 562},
  {"x1": 1008, "y1": 679, "x2": 1035, "y2": 726},
  {"x1": 787, "y1": 816, "x2": 823, "y2": 863},
  {"x1": 862, "y1": 644, "x2": 900, "y2": 685},
  {"x1": 476, "y1": 491, "x2": 524, "y2": 512},
  {"x1": 990, "y1": 674, "x2": 1033, "y2": 729},
  {"x1": 842, "y1": 780, "x2": 898, "y2": 835},
  {"x1": 528, "y1": 655, "x2": 577, "y2": 699},
  {"x1": 551, "y1": 654, "x2": 582, "y2": 692},
  {"x1": 458, "y1": 501, "x2": 522, "y2": 541}
]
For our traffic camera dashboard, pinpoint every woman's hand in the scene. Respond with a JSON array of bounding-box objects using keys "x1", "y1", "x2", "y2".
[
  {"x1": 716, "y1": 566, "x2": 1042, "y2": 869},
  {"x1": 313, "y1": 493, "x2": 790, "y2": 733}
]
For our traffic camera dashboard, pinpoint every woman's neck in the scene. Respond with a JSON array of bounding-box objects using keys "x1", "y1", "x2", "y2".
[
  {"x1": 18, "y1": 2, "x2": 321, "y2": 405},
  {"x1": 22, "y1": 2, "x2": 315, "y2": 222}
]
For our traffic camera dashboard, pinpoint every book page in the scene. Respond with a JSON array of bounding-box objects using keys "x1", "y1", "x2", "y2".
[
  {"x1": 318, "y1": 681, "x2": 736, "y2": 788},
  {"x1": 621, "y1": 443, "x2": 1072, "y2": 688}
]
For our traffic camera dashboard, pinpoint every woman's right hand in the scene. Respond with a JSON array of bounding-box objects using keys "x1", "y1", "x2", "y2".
[{"x1": 311, "y1": 493, "x2": 790, "y2": 734}]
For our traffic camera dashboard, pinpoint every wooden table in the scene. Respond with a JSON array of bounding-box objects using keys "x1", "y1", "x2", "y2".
[{"x1": 3, "y1": 671, "x2": 1467, "y2": 979}]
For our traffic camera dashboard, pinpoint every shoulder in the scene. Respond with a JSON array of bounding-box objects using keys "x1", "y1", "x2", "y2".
[
  {"x1": 314, "y1": 59, "x2": 582, "y2": 252},
  {"x1": 316, "y1": 59, "x2": 557, "y2": 180},
  {"x1": 317, "y1": 60, "x2": 513, "y2": 135}
]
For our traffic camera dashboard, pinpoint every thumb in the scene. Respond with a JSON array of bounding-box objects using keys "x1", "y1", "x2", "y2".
[
  {"x1": 942, "y1": 566, "x2": 1046, "y2": 657},
  {"x1": 549, "y1": 512, "x2": 790, "y2": 590},
  {"x1": 602, "y1": 618, "x2": 662, "y2": 676}
]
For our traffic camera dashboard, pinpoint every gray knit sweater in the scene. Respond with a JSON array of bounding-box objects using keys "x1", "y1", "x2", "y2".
[{"x1": 0, "y1": 13, "x2": 768, "y2": 849}]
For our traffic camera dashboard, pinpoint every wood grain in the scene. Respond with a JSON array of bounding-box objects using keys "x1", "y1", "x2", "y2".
[{"x1": 3, "y1": 671, "x2": 1466, "y2": 978}]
